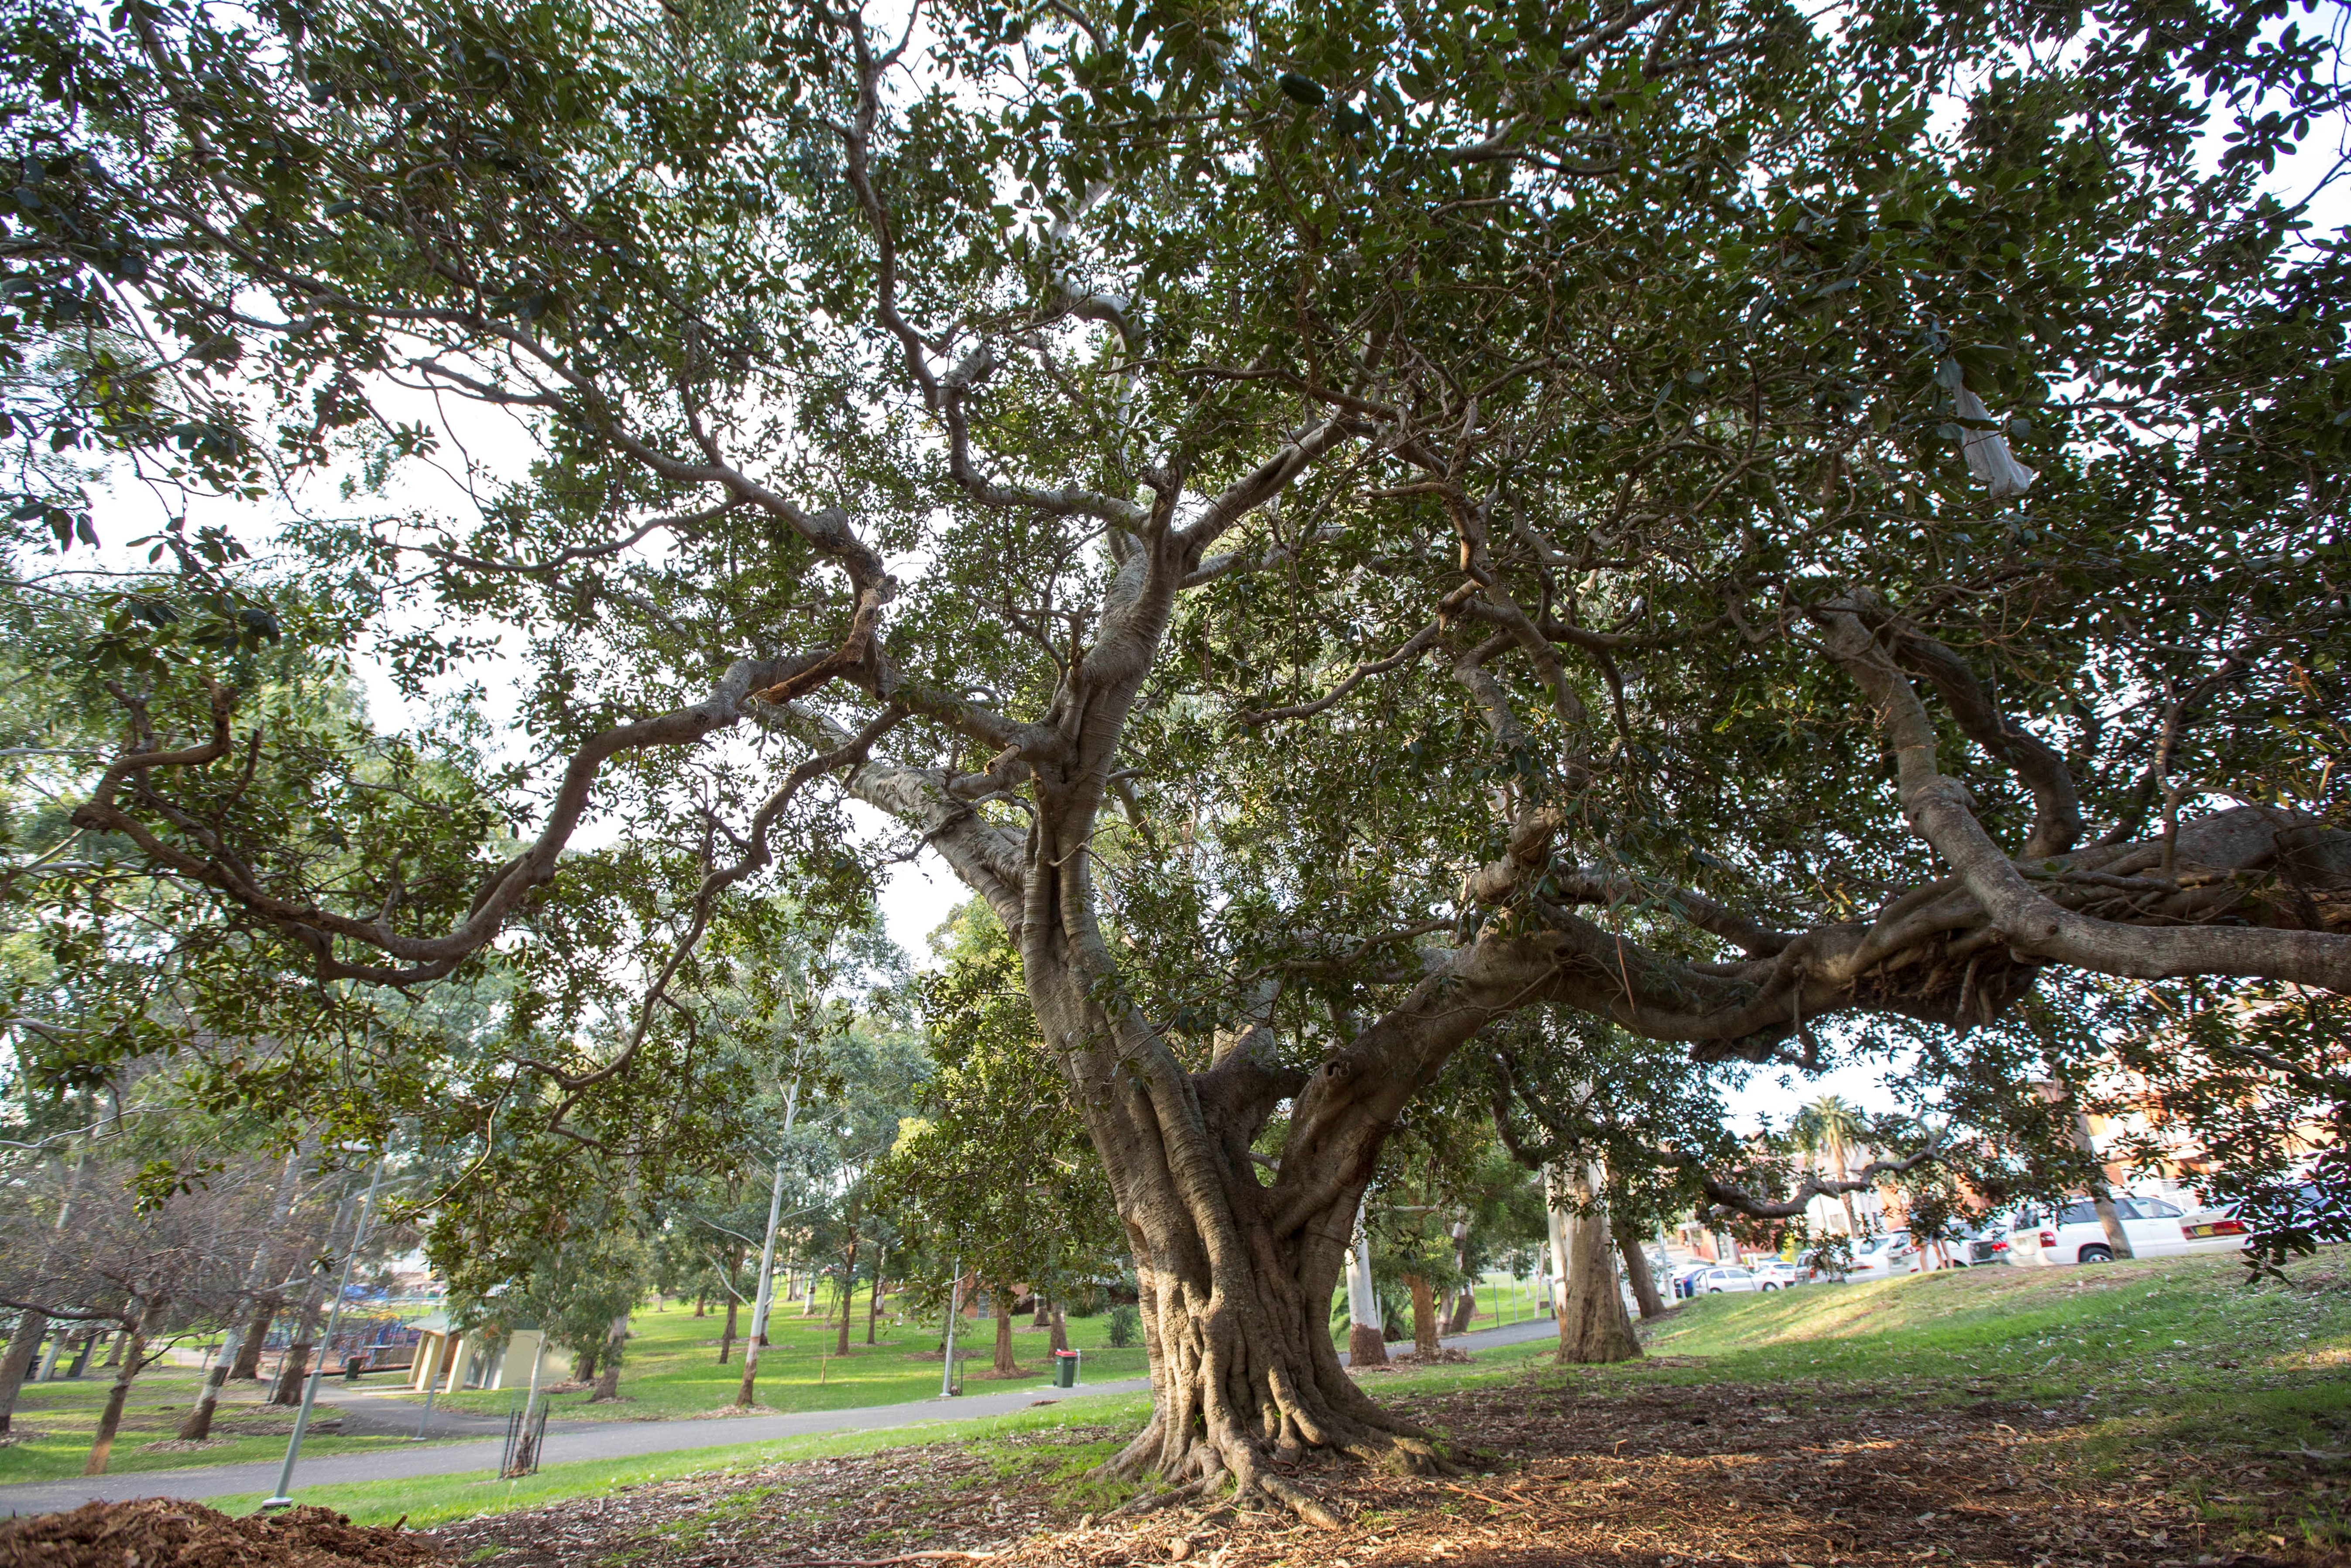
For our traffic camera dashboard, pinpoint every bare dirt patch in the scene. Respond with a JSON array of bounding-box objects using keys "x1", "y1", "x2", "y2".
[{"x1": 425, "y1": 1378, "x2": 2324, "y2": 1568}]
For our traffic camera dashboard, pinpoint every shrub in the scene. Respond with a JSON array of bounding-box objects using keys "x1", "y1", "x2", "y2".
[{"x1": 1105, "y1": 1304, "x2": 1140, "y2": 1348}]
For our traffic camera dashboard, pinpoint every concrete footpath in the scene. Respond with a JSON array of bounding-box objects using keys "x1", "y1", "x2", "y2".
[{"x1": 0, "y1": 1314, "x2": 1561, "y2": 1519}]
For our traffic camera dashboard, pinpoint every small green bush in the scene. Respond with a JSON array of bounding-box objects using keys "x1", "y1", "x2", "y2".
[{"x1": 1105, "y1": 1304, "x2": 1140, "y2": 1348}]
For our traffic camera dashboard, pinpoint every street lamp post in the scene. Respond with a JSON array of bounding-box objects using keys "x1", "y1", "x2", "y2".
[{"x1": 262, "y1": 1156, "x2": 386, "y2": 1510}]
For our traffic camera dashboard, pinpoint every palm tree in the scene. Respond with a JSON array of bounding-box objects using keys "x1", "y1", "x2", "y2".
[{"x1": 1796, "y1": 1096, "x2": 1867, "y2": 1236}]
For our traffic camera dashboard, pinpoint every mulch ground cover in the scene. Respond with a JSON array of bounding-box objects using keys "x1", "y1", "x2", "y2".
[
  {"x1": 421, "y1": 1373, "x2": 2340, "y2": 1568},
  {"x1": 0, "y1": 1500, "x2": 439, "y2": 1568},
  {"x1": 19, "y1": 1375, "x2": 2333, "y2": 1568}
]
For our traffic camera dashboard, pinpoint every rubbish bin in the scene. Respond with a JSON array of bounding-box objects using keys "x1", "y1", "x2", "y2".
[{"x1": 1052, "y1": 1349, "x2": 1079, "y2": 1389}]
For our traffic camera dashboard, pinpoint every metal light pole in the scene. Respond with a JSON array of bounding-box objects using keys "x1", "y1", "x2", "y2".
[
  {"x1": 938, "y1": 1257, "x2": 961, "y2": 1398},
  {"x1": 262, "y1": 1156, "x2": 385, "y2": 1510}
]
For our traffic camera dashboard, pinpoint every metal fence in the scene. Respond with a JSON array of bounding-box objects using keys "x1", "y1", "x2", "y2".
[{"x1": 501, "y1": 1400, "x2": 550, "y2": 1478}]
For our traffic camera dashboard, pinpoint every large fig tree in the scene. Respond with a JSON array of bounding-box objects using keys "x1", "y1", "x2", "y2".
[{"x1": 2, "y1": 0, "x2": 2345, "y2": 1516}]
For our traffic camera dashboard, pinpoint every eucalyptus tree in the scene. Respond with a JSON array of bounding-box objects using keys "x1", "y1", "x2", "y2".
[{"x1": 1, "y1": 0, "x2": 2345, "y2": 1517}]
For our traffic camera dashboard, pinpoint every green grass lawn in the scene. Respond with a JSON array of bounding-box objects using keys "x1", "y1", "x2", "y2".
[
  {"x1": 1626, "y1": 1248, "x2": 2351, "y2": 1455},
  {"x1": 399, "y1": 1274, "x2": 1555, "y2": 1428},
  {"x1": 205, "y1": 1339, "x2": 1569, "y2": 1530},
  {"x1": 398, "y1": 1289, "x2": 1155, "y2": 1426},
  {"x1": 237, "y1": 1252, "x2": 2351, "y2": 1542},
  {"x1": 0, "y1": 1278, "x2": 1554, "y2": 1486},
  {"x1": 0, "y1": 1363, "x2": 432, "y2": 1486}
]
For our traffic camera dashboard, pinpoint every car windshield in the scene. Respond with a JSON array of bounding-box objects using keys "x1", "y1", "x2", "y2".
[{"x1": 2059, "y1": 1201, "x2": 2099, "y2": 1225}]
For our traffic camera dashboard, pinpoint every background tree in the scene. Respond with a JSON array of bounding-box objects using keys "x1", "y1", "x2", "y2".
[{"x1": 0, "y1": 0, "x2": 2342, "y2": 1518}]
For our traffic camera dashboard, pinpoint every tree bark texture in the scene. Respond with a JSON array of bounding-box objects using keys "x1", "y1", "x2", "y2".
[
  {"x1": 229, "y1": 1300, "x2": 275, "y2": 1381},
  {"x1": 82, "y1": 1314, "x2": 145, "y2": 1476},
  {"x1": 1050, "y1": 1303, "x2": 1071, "y2": 1355},
  {"x1": 1613, "y1": 1217, "x2": 1668, "y2": 1320},
  {"x1": 589, "y1": 1313, "x2": 626, "y2": 1401},
  {"x1": 1552, "y1": 1165, "x2": 1642, "y2": 1364},
  {"x1": 0, "y1": 1310, "x2": 45, "y2": 1435},
  {"x1": 867, "y1": 1247, "x2": 887, "y2": 1345},
  {"x1": 1406, "y1": 1275, "x2": 1438, "y2": 1357},
  {"x1": 992, "y1": 1287, "x2": 1016, "y2": 1375},
  {"x1": 834, "y1": 1252, "x2": 858, "y2": 1358}
]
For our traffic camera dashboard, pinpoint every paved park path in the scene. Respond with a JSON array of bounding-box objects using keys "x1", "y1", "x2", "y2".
[{"x1": 0, "y1": 1314, "x2": 1561, "y2": 1519}]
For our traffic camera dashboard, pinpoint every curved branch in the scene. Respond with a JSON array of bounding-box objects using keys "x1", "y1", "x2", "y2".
[
  {"x1": 1813, "y1": 609, "x2": 2351, "y2": 995},
  {"x1": 69, "y1": 628, "x2": 882, "y2": 984}
]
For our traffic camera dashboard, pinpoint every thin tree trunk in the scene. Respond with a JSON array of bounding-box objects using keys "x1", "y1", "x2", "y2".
[
  {"x1": 99, "y1": 1328, "x2": 126, "y2": 1369},
  {"x1": 0, "y1": 1310, "x2": 45, "y2": 1436},
  {"x1": 574, "y1": 1342, "x2": 599, "y2": 1382},
  {"x1": 588, "y1": 1313, "x2": 627, "y2": 1401},
  {"x1": 1613, "y1": 1216, "x2": 1667, "y2": 1320},
  {"x1": 269, "y1": 1276, "x2": 328, "y2": 1406},
  {"x1": 1049, "y1": 1302, "x2": 1070, "y2": 1355},
  {"x1": 992, "y1": 1286, "x2": 1015, "y2": 1375},
  {"x1": 1345, "y1": 1198, "x2": 1386, "y2": 1366},
  {"x1": 83, "y1": 1310, "x2": 146, "y2": 1476},
  {"x1": 2066, "y1": 1097, "x2": 2136, "y2": 1259},
  {"x1": 230, "y1": 1300, "x2": 276, "y2": 1380},
  {"x1": 866, "y1": 1247, "x2": 886, "y2": 1345},
  {"x1": 718, "y1": 1293, "x2": 737, "y2": 1363},
  {"x1": 184, "y1": 1150, "x2": 305, "y2": 1440},
  {"x1": 1032, "y1": 1293, "x2": 1052, "y2": 1328},
  {"x1": 1445, "y1": 1281, "x2": 1477, "y2": 1333},
  {"x1": 834, "y1": 1234, "x2": 859, "y2": 1358},
  {"x1": 693, "y1": 1294, "x2": 706, "y2": 1318}
]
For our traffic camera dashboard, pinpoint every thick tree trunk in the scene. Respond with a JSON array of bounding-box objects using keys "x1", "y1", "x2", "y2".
[
  {"x1": 1050, "y1": 1303, "x2": 1070, "y2": 1355},
  {"x1": 574, "y1": 1342, "x2": 600, "y2": 1382},
  {"x1": 1613, "y1": 1217, "x2": 1668, "y2": 1320},
  {"x1": 0, "y1": 1310, "x2": 45, "y2": 1435},
  {"x1": 992, "y1": 1287, "x2": 1016, "y2": 1375},
  {"x1": 693, "y1": 1294, "x2": 706, "y2": 1318},
  {"x1": 1551, "y1": 1165, "x2": 1641, "y2": 1364},
  {"x1": 83, "y1": 1314, "x2": 145, "y2": 1476},
  {"x1": 1406, "y1": 1275, "x2": 1438, "y2": 1357},
  {"x1": 588, "y1": 1313, "x2": 627, "y2": 1401}
]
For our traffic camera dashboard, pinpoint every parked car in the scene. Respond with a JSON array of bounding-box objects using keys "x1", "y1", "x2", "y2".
[
  {"x1": 2177, "y1": 1203, "x2": 2252, "y2": 1254},
  {"x1": 1750, "y1": 1259, "x2": 1802, "y2": 1290},
  {"x1": 2008, "y1": 1195, "x2": 2196, "y2": 1264},
  {"x1": 1670, "y1": 1263, "x2": 1711, "y2": 1299},
  {"x1": 1689, "y1": 1265, "x2": 1765, "y2": 1294},
  {"x1": 1843, "y1": 1234, "x2": 1919, "y2": 1280},
  {"x1": 1955, "y1": 1225, "x2": 2013, "y2": 1267}
]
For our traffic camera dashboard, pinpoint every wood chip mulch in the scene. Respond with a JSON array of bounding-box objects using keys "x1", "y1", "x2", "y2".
[
  {"x1": 427, "y1": 1377, "x2": 2338, "y2": 1568},
  {"x1": 0, "y1": 1500, "x2": 440, "y2": 1568}
]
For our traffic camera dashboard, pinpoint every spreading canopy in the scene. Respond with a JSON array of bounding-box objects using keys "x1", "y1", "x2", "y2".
[{"x1": 2, "y1": 0, "x2": 2347, "y2": 1507}]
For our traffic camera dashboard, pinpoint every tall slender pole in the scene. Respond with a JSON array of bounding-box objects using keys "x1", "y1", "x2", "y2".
[
  {"x1": 263, "y1": 1157, "x2": 385, "y2": 1509},
  {"x1": 938, "y1": 1257, "x2": 961, "y2": 1398},
  {"x1": 734, "y1": 1074, "x2": 801, "y2": 1407}
]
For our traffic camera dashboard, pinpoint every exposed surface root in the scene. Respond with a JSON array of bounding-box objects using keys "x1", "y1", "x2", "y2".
[{"x1": 420, "y1": 1375, "x2": 2332, "y2": 1568}]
